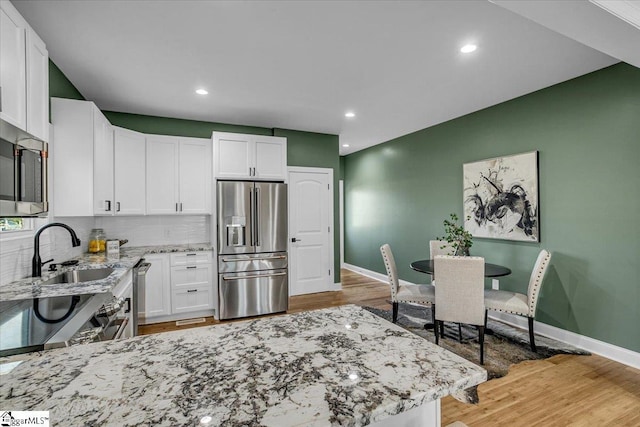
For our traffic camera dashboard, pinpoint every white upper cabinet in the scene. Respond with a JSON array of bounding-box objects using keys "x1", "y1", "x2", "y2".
[
  {"x1": 146, "y1": 136, "x2": 211, "y2": 215},
  {"x1": 213, "y1": 132, "x2": 286, "y2": 180},
  {"x1": 51, "y1": 98, "x2": 112, "y2": 217},
  {"x1": 114, "y1": 127, "x2": 146, "y2": 215},
  {"x1": 0, "y1": 0, "x2": 48, "y2": 140},
  {"x1": 146, "y1": 135, "x2": 180, "y2": 215},
  {"x1": 93, "y1": 111, "x2": 114, "y2": 215},
  {"x1": 179, "y1": 137, "x2": 211, "y2": 214},
  {"x1": 26, "y1": 27, "x2": 48, "y2": 141},
  {"x1": 0, "y1": 0, "x2": 27, "y2": 130}
]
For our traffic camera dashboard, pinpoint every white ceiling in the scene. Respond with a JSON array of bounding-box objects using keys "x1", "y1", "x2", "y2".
[{"x1": 13, "y1": 1, "x2": 633, "y2": 155}]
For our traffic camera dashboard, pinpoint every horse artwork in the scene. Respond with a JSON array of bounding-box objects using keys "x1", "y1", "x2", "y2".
[{"x1": 463, "y1": 151, "x2": 539, "y2": 242}]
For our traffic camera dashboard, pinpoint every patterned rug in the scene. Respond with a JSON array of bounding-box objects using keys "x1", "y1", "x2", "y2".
[{"x1": 363, "y1": 302, "x2": 590, "y2": 403}]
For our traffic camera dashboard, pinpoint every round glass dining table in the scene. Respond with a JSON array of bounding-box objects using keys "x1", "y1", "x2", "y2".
[{"x1": 410, "y1": 259, "x2": 512, "y2": 277}]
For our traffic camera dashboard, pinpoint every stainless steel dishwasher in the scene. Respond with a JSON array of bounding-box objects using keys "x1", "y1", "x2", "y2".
[{"x1": 133, "y1": 259, "x2": 151, "y2": 336}]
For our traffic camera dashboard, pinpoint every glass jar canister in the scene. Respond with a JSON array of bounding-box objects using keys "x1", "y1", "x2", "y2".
[{"x1": 88, "y1": 228, "x2": 106, "y2": 253}]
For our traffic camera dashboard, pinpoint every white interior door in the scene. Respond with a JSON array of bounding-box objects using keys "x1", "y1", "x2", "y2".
[{"x1": 289, "y1": 168, "x2": 333, "y2": 296}]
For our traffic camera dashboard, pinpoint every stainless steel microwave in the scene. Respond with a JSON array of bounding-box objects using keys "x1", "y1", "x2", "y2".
[{"x1": 0, "y1": 118, "x2": 48, "y2": 217}]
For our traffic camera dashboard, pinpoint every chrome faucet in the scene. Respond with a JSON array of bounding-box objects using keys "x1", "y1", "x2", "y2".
[{"x1": 32, "y1": 222, "x2": 81, "y2": 277}]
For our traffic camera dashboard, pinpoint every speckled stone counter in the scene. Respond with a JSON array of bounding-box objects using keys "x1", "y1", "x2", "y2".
[
  {"x1": 0, "y1": 304, "x2": 486, "y2": 426},
  {"x1": 0, "y1": 243, "x2": 213, "y2": 301}
]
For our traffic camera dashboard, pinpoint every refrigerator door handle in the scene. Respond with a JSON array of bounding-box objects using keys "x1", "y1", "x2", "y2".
[
  {"x1": 254, "y1": 187, "x2": 260, "y2": 246},
  {"x1": 249, "y1": 187, "x2": 255, "y2": 246}
]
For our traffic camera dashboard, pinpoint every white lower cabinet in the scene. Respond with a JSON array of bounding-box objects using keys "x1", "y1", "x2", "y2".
[
  {"x1": 141, "y1": 251, "x2": 214, "y2": 324},
  {"x1": 142, "y1": 254, "x2": 172, "y2": 321}
]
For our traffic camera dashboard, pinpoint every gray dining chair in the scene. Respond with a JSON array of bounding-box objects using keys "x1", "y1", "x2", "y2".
[
  {"x1": 380, "y1": 244, "x2": 436, "y2": 327},
  {"x1": 484, "y1": 249, "x2": 552, "y2": 352},
  {"x1": 434, "y1": 255, "x2": 486, "y2": 364}
]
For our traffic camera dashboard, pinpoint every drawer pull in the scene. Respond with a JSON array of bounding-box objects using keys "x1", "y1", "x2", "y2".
[
  {"x1": 186, "y1": 266, "x2": 197, "y2": 269},
  {"x1": 186, "y1": 253, "x2": 197, "y2": 256},
  {"x1": 187, "y1": 289, "x2": 198, "y2": 293}
]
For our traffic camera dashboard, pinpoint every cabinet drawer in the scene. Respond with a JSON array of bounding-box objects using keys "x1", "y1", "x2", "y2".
[
  {"x1": 170, "y1": 252, "x2": 211, "y2": 266},
  {"x1": 170, "y1": 264, "x2": 211, "y2": 289},
  {"x1": 171, "y1": 286, "x2": 214, "y2": 314}
]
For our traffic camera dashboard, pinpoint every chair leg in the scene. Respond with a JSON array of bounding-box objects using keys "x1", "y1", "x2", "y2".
[
  {"x1": 440, "y1": 321, "x2": 445, "y2": 338},
  {"x1": 458, "y1": 323, "x2": 463, "y2": 342},
  {"x1": 431, "y1": 305, "x2": 438, "y2": 338},
  {"x1": 435, "y1": 321, "x2": 440, "y2": 345},
  {"x1": 528, "y1": 317, "x2": 537, "y2": 352},
  {"x1": 484, "y1": 309, "x2": 488, "y2": 328},
  {"x1": 478, "y1": 325, "x2": 485, "y2": 365},
  {"x1": 392, "y1": 302, "x2": 399, "y2": 323}
]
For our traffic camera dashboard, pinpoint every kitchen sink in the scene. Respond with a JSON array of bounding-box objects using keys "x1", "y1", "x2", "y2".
[{"x1": 40, "y1": 268, "x2": 114, "y2": 285}]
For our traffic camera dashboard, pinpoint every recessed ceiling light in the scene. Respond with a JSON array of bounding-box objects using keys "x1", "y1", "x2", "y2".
[
  {"x1": 460, "y1": 44, "x2": 477, "y2": 53},
  {"x1": 342, "y1": 144, "x2": 350, "y2": 148},
  {"x1": 345, "y1": 111, "x2": 355, "y2": 118},
  {"x1": 195, "y1": 89, "x2": 209, "y2": 95}
]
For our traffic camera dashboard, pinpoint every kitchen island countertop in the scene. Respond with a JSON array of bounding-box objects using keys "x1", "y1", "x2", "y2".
[
  {"x1": 0, "y1": 243, "x2": 213, "y2": 302},
  {"x1": 0, "y1": 304, "x2": 486, "y2": 426}
]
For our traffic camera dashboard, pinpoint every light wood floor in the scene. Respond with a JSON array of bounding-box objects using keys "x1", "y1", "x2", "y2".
[{"x1": 140, "y1": 269, "x2": 640, "y2": 426}]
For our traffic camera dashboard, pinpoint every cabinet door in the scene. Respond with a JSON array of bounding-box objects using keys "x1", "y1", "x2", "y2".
[
  {"x1": 213, "y1": 132, "x2": 253, "y2": 179},
  {"x1": 25, "y1": 27, "x2": 48, "y2": 141},
  {"x1": 146, "y1": 136, "x2": 179, "y2": 215},
  {"x1": 93, "y1": 109, "x2": 114, "y2": 215},
  {"x1": 0, "y1": 1, "x2": 27, "y2": 129},
  {"x1": 51, "y1": 98, "x2": 95, "y2": 217},
  {"x1": 114, "y1": 127, "x2": 146, "y2": 215},
  {"x1": 254, "y1": 136, "x2": 287, "y2": 180},
  {"x1": 142, "y1": 254, "x2": 171, "y2": 320},
  {"x1": 179, "y1": 138, "x2": 211, "y2": 214}
]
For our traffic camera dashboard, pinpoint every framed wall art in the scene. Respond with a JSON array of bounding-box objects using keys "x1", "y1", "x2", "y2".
[{"x1": 463, "y1": 151, "x2": 539, "y2": 242}]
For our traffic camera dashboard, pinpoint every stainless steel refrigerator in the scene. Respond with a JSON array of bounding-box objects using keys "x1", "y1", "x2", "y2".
[{"x1": 217, "y1": 181, "x2": 288, "y2": 320}]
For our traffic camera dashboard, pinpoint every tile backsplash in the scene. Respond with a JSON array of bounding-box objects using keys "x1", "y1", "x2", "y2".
[
  {"x1": 0, "y1": 215, "x2": 211, "y2": 287},
  {"x1": 95, "y1": 215, "x2": 210, "y2": 247}
]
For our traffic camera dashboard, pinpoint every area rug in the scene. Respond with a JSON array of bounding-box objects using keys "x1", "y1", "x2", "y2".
[{"x1": 363, "y1": 303, "x2": 590, "y2": 403}]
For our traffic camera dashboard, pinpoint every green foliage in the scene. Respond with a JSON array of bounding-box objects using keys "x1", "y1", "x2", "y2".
[{"x1": 437, "y1": 213, "x2": 473, "y2": 255}]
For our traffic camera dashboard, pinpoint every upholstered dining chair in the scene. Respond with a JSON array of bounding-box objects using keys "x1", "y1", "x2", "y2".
[
  {"x1": 429, "y1": 240, "x2": 456, "y2": 283},
  {"x1": 434, "y1": 255, "x2": 486, "y2": 364},
  {"x1": 484, "y1": 249, "x2": 552, "y2": 352},
  {"x1": 380, "y1": 244, "x2": 436, "y2": 326},
  {"x1": 430, "y1": 239, "x2": 463, "y2": 342}
]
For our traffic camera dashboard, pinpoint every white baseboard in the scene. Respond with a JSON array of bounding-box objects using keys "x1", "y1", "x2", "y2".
[
  {"x1": 343, "y1": 264, "x2": 640, "y2": 370},
  {"x1": 333, "y1": 282, "x2": 342, "y2": 290}
]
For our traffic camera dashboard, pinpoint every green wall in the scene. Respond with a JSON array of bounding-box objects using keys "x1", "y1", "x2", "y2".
[
  {"x1": 274, "y1": 128, "x2": 341, "y2": 281},
  {"x1": 344, "y1": 63, "x2": 640, "y2": 353},
  {"x1": 49, "y1": 60, "x2": 85, "y2": 101}
]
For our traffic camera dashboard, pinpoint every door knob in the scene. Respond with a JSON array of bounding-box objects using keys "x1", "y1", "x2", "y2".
[{"x1": 291, "y1": 237, "x2": 302, "y2": 242}]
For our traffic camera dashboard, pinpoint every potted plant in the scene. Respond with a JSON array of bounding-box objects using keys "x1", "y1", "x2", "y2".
[{"x1": 438, "y1": 213, "x2": 473, "y2": 256}]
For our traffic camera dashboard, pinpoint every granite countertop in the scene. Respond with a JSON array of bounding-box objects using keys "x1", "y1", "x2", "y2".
[
  {"x1": 0, "y1": 243, "x2": 213, "y2": 302},
  {"x1": 0, "y1": 304, "x2": 486, "y2": 426}
]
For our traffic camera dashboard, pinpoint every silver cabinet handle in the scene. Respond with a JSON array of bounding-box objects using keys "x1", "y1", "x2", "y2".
[
  {"x1": 187, "y1": 289, "x2": 198, "y2": 293},
  {"x1": 222, "y1": 272, "x2": 287, "y2": 281},
  {"x1": 176, "y1": 203, "x2": 179, "y2": 212},
  {"x1": 186, "y1": 266, "x2": 197, "y2": 269},
  {"x1": 116, "y1": 202, "x2": 121, "y2": 212},
  {"x1": 105, "y1": 200, "x2": 111, "y2": 211},
  {"x1": 291, "y1": 238, "x2": 302, "y2": 242},
  {"x1": 222, "y1": 255, "x2": 286, "y2": 262},
  {"x1": 180, "y1": 202, "x2": 183, "y2": 212},
  {"x1": 186, "y1": 253, "x2": 197, "y2": 256}
]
